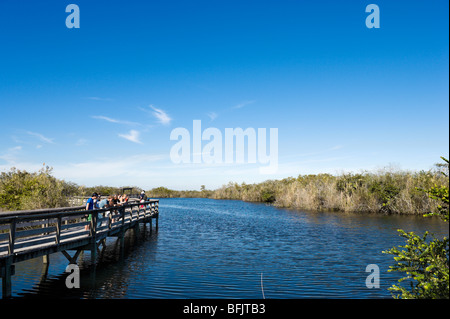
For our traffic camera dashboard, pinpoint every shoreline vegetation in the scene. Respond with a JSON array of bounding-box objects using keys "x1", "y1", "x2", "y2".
[{"x1": 0, "y1": 159, "x2": 448, "y2": 215}]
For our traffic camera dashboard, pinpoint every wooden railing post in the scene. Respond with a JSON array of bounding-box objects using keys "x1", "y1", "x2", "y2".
[
  {"x1": 119, "y1": 207, "x2": 125, "y2": 252},
  {"x1": 90, "y1": 211, "x2": 98, "y2": 265},
  {"x1": 8, "y1": 218, "x2": 16, "y2": 255},
  {"x1": 108, "y1": 210, "x2": 113, "y2": 230},
  {"x1": 55, "y1": 215, "x2": 62, "y2": 244},
  {"x1": 1, "y1": 256, "x2": 14, "y2": 298},
  {"x1": 90, "y1": 211, "x2": 98, "y2": 238},
  {"x1": 3, "y1": 218, "x2": 16, "y2": 298},
  {"x1": 155, "y1": 201, "x2": 159, "y2": 230}
]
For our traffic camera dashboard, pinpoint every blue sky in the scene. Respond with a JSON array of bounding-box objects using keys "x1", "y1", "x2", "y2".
[{"x1": 0, "y1": 0, "x2": 448, "y2": 190}]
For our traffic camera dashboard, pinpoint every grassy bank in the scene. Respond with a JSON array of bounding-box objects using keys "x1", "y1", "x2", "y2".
[{"x1": 212, "y1": 167, "x2": 448, "y2": 215}]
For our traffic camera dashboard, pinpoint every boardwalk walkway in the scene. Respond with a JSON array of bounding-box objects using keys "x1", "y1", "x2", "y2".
[{"x1": 0, "y1": 200, "x2": 159, "y2": 298}]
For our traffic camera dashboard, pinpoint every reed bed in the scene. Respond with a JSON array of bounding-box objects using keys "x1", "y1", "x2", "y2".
[{"x1": 212, "y1": 167, "x2": 448, "y2": 215}]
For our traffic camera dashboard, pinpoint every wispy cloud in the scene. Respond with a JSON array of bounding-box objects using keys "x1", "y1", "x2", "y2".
[
  {"x1": 118, "y1": 130, "x2": 143, "y2": 144},
  {"x1": 232, "y1": 100, "x2": 256, "y2": 109},
  {"x1": 282, "y1": 145, "x2": 345, "y2": 160},
  {"x1": 52, "y1": 153, "x2": 167, "y2": 183},
  {"x1": 75, "y1": 138, "x2": 87, "y2": 146},
  {"x1": 1, "y1": 154, "x2": 168, "y2": 186},
  {"x1": 149, "y1": 105, "x2": 172, "y2": 125},
  {"x1": 207, "y1": 112, "x2": 218, "y2": 121},
  {"x1": 330, "y1": 145, "x2": 344, "y2": 151},
  {"x1": 91, "y1": 115, "x2": 141, "y2": 126},
  {"x1": 92, "y1": 115, "x2": 120, "y2": 123},
  {"x1": 26, "y1": 131, "x2": 55, "y2": 144},
  {"x1": 0, "y1": 146, "x2": 22, "y2": 164},
  {"x1": 204, "y1": 100, "x2": 255, "y2": 122}
]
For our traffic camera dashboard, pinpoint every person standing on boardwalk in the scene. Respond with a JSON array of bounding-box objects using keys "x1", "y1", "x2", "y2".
[
  {"x1": 85, "y1": 192, "x2": 98, "y2": 230},
  {"x1": 139, "y1": 191, "x2": 146, "y2": 208}
]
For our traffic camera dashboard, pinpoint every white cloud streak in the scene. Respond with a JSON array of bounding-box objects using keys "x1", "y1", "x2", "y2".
[
  {"x1": 26, "y1": 131, "x2": 55, "y2": 144},
  {"x1": 149, "y1": 105, "x2": 172, "y2": 125},
  {"x1": 232, "y1": 100, "x2": 256, "y2": 109},
  {"x1": 118, "y1": 130, "x2": 143, "y2": 144},
  {"x1": 207, "y1": 112, "x2": 218, "y2": 121},
  {"x1": 91, "y1": 115, "x2": 141, "y2": 126}
]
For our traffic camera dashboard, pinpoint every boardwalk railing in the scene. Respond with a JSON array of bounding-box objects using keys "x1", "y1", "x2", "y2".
[{"x1": 0, "y1": 200, "x2": 159, "y2": 298}]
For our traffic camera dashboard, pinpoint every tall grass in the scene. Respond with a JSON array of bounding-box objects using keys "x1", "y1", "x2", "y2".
[{"x1": 212, "y1": 165, "x2": 448, "y2": 215}]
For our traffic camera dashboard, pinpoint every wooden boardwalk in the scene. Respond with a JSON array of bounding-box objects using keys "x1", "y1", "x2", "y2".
[{"x1": 0, "y1": 200, "x2": 159, "y2": 298}]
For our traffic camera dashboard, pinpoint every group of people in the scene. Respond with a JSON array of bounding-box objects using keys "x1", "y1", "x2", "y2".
[
  {"x1": 86, "y1": 193, "x2": 130, "y2": 211},
  {"x1": 84, "y1": 191, "x2": 146, "y2": 230}
]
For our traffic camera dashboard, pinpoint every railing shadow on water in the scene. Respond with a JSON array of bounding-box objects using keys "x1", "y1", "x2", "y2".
[{"x1": 12, "y1": 224, "x2": 159, "y2": 299}]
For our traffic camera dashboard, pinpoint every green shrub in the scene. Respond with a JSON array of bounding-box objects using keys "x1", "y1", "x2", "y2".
[
  {"x1": 0, "y1": 166, "x2": 70, "y2": 211},
  {"x1": 261, "y1": 190, "x2": 276, "y2": 203},
  {"x1": 384, "y1": 230, "x2": 449, "y2": 299},
  {"x1": 383, "y1": 157, "x2": 449, "y2": 299}
]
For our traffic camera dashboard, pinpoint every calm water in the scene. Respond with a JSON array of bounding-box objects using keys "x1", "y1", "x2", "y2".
[{"x1": 4, "y1": 198, "x2": 449, "y2": 299}]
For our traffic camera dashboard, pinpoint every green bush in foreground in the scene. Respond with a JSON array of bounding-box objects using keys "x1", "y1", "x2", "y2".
[{"x1": 383, "y1": 157, "x2": 449, "y2": 299}]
